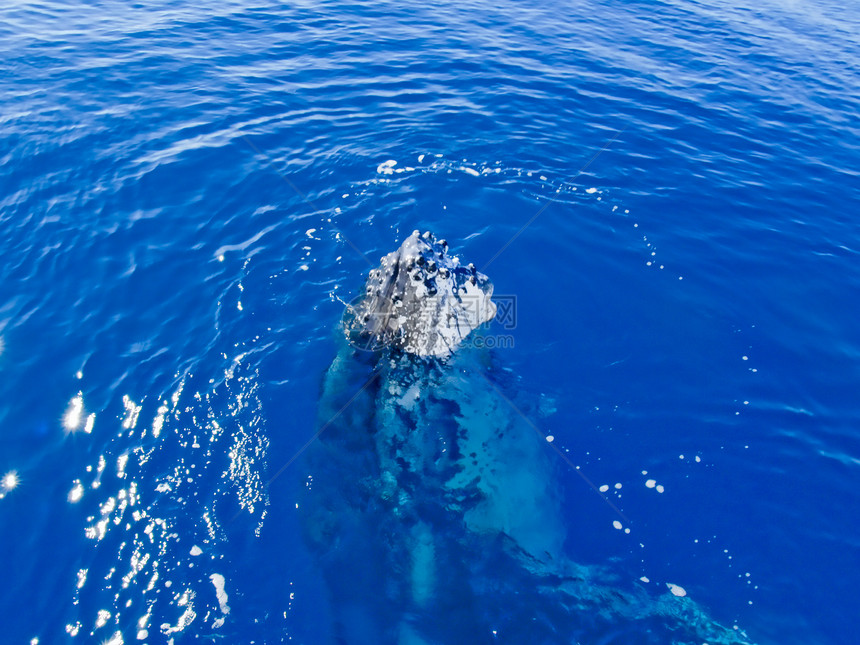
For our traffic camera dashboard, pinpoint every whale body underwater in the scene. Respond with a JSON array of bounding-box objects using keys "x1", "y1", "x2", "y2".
[{"x1": 299, "y1": 231, "x2": 752, "y2": 645}]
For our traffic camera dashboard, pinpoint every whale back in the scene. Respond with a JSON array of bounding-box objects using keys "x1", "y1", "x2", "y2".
[{"x1": 305, "y1": 233, "x2": 754, "y2": 645}]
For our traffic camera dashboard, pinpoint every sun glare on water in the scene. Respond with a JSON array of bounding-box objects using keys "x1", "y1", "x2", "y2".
[{"x1": 1, "y1": 470, "x2": 19, "y2": 498}]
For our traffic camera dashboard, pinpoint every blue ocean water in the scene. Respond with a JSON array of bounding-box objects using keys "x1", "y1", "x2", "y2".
[{"x1": 1, "y1": 0, "x2": 858, "y2": 643}]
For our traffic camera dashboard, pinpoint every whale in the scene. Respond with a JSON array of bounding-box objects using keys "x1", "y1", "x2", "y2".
[{"x1": 299, "y1": 231, "x2": 752, "y2": 645}]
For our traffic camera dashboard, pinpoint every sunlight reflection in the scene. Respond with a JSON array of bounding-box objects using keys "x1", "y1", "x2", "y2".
[
  {"x1": 63, "y1": 392, "x2": 96, "y2": 434},
  {"x1": 67, "y1": 357, "x2": 270, "y2": 639},
  {"x1": 122, "y1": 395, "x2": 142, "y2": 430},
  {"x1": 68, "y1": 479, "x2": 84, "y2": 503},
  {"x1": 0, "y1": 470, "x2": 19, "y2": 498},
  {"x1": 63, "y1": 393, "x2": 84, "y2": 431}
]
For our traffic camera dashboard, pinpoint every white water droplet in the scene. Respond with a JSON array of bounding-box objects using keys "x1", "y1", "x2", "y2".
[{"x1": 667, "y1": 583, "x2": 687, "y2": 597}]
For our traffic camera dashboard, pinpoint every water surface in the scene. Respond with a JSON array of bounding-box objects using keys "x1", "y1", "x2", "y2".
[{"x1": 1, "y1": 1, "x2": 858, "y2": 643}]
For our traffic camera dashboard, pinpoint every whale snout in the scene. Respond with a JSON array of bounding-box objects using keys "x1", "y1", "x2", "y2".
[{"x1": 343, "y1": 231, "x2": 496, "y2": 357}]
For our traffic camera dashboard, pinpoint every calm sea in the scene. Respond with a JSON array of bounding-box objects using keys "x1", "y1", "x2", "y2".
[{"x1": 1, "y1": 1, "x2": 858, "y2": 643}]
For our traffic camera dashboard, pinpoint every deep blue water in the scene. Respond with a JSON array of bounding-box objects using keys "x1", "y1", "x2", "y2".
[{"x1": 1, "y1": 0, "x2": 859, "y2": 643}]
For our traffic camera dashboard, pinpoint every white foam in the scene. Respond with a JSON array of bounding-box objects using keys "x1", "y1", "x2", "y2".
[
  {"x1": 586, "y1": 187, "x2": 598, "y2": 193},
  {"x1": 210, "y1": 574, "x2": 230, "y2": 615},
  {"x1": 640, "y1": 576, "x2": 650, "y2": 583},
  {"x1": 645, "y1": 479, "x2": 656, "y2": 488},
  {"x1": 667, "y1": 583, "x2": 687, "y2": 597},
  {"x1": 377, "y1": 159, "x2": 397, "y2": 175},
  {"x1": 190, "y1": 546, "x2": 202, "y2": 556}
]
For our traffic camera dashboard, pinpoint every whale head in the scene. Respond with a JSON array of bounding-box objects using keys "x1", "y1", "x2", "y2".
[{"x1": 343, "y1": 231, "x2": 496, "y2": 357}]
